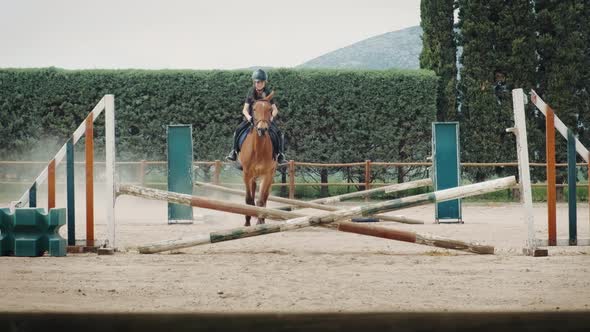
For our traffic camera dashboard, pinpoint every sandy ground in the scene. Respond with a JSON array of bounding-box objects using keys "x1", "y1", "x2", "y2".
[{"x1": 1, "y1": 191, "x2": 590, "y2": 313}]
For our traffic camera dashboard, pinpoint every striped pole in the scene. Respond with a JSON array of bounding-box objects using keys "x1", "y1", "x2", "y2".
[
  {"x1": 10, "y1": 96, "x2": 115, "y2": 248},
  {"x1": 135, "y1": 176, "x2": 515, "y2": 254},
  {"x1": 567, "y1": 130, "x2": 577, "y2": 245},
  {"x1": 48, "y1": 159, "x2": 56, "y2": 210},
  {"x1": 85, "y1": 115, "x2": 94, "y2": 246},
  {"x1": 546, "y1": 108, "x2": 557, "y2": 246},
  {"x1": 337, "y1": 221, "x2": 493, "y2": 254},
  {"x1": 531, "y1": 90, "x2": 589, "y2": 162},
  {"x1": 66, "y1": 138, "x2": 76, "y2": 246},
  {"x1": 14, "y1": 97, "x2": 106, "y2": 208}
]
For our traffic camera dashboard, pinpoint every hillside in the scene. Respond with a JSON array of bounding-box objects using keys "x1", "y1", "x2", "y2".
[{"x1": 298, "y1": 25, "x2": 422, "y2": 70}]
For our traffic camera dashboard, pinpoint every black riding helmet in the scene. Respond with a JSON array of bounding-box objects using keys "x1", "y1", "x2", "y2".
[{"x1": 252, "y1": 69, "x2": 268, "y2": 81}]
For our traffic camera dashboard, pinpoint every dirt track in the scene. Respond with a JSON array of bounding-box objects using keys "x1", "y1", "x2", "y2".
[{"x1": 1, "y1": 195, "x2": 589, "y2": 313}]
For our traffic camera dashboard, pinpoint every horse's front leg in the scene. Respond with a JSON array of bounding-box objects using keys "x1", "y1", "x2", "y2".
[
  {"x1": 256, "y1": 174, "x2": 273, "y2": 225},
  {"x1": 244, "y1": 175, "x2": 256, "y2": 227}
]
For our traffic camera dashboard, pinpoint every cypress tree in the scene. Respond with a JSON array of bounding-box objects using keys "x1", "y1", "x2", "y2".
[
  {"x1": 495, "y1": 0, "x2": 541, "y2": 178},
  {"x1": 457, "y1": 0, "x2": 538, "y2": 181},
  {"x1": 536, "y1": 0, "x2": 590, "y2": 150},
  {"x1": 457, "y1": 0, "x2": 502, "y2": 181},
  {"x1": 420, "y1": 0, "x2": 458, "y2": 121}
]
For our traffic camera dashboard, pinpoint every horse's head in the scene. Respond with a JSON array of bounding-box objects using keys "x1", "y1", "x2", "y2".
[{"x1": 252, "y1": 91, "x2": 274, "y2": 137}]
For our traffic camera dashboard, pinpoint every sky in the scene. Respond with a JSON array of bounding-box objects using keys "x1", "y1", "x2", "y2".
[{"x1": 0, "y1": 0, "x2": 421, "y2": 70}]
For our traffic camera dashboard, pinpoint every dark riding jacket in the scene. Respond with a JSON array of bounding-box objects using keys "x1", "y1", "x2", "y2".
[{"x1": 245, "y1": 87, "x2": 275, "y2": 116}]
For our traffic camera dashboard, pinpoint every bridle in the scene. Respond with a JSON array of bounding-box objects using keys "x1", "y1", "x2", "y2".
[{"x1": 251, "y1": 100, "x2": 272, "y2": 134}]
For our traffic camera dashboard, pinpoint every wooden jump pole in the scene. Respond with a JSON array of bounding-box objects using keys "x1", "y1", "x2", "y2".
[
  {"x1": 337, "y1": 221, "x2": 493, "y2": 254},
  {"x1": 277, "y1": 178, "x2": 433, "y2": 211},
  {"x1": 195, "y1": 180, "x2": 428, "y2": 224},
  {"x1": 118, "y1": 184, "x2": 299, "y2": 221},
  {"x1": 135, "y1": 176, "x2": 515, "y2": 254}
]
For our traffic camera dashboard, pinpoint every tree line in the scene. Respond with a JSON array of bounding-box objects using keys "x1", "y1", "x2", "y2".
[{"x1": 420, "y1": 0, "x2": 590, "y2": 181}]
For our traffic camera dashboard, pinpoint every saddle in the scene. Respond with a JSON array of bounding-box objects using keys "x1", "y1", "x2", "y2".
[{"x1": 238, "y1": 124, "x2": 281, "y2": 159}]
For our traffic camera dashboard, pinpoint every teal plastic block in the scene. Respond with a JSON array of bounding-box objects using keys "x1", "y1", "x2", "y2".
[
  {"x1": 0, "y1": 208, "x2": 66, "y2": 257},
  {"x1": 432, "y1": 122, "x2": 462, "y2": 222},
  {"x1": 167, "y1": 125, "x2": 194, "y2": 224},
  {"x1": 47, "y1": 209, "x2": 67, "y2": 256},
  {"x1": 15, "y1": 236, "x2": 43, "y2": 257},
  {"x1": 0, "y1": 208, "x2": 15, "y2": 255}
]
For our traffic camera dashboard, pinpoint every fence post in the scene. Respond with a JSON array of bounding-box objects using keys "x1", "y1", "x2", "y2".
[
  {"x1": 546, "y1": 108, "x2": 557, "y2": 246},
  {"x1": 214, "y1": 160, "x2": 221, "y2": 185},
  {"x1": 289, "y1": 160, "x2": 295, "y2": 199},
  {"x1": 511, "y1": 187, "x2": 520, "y2": 202},
  {"x1": 567, "y1": 129, "x2": 577, "y2": 245},
  {"x1": 365, "y1": 160, "x2": 371, "y2": 202},
  {"x1": 139, "y1": 160, "x2": 146, "y2": 187},
  {"x1": 280, "y1": 167, "x2": 288, "y2": 197},
  {"x1": 66, "y1": 139, "x2": 76, "y2": 246}
]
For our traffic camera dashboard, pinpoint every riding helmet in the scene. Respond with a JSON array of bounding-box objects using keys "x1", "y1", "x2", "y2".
[{"x1": 252, "y1": 69, "x2": 268, "y2": 81}]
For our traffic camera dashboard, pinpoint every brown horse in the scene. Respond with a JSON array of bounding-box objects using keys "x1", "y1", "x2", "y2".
[{"x1": 239, "y1": 92, "x2": 277, "y2": 226}]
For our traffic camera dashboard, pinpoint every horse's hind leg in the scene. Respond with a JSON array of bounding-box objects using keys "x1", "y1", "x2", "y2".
[{"x1": 244, "y1": 176, "x2": 256, "y2": 226}]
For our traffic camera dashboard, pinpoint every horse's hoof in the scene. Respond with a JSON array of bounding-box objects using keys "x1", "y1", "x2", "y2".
[
  {"x1": 244, "y1": 222, "x2": 250, "y2": 227},
  {"x1": 256, "y1": 220, "x2": 265, "y2": 225}
]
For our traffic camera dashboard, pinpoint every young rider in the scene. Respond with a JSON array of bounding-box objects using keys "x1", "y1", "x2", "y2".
[{"x1": 226, "y1": 69, "x2": 287, "y2": 164}]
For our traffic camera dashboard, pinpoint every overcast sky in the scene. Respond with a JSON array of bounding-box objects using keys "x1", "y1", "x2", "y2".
[{"x1": 0, "y1": 0, "x2": 420, "y2": 69}]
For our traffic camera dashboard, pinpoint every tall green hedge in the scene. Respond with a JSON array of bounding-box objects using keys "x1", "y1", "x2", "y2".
[{"x1": 0, "y1": 68, "x2": 438, "y2": 164}]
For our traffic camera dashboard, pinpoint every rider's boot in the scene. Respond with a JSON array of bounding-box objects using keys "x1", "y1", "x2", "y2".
[
  {"x1": 276, "y1": 133, "x2": 287, "y2": 165},
  {"x1": 225, "y1": 132, "x2": 239, "y2": 161}
]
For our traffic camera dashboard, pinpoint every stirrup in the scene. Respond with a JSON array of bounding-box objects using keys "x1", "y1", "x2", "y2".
[
  {"x1": 226, "y1": 150, "x2": 238, "y2": 161},
  {"x1": 276, "y1": 154, "x2": 288, "y2": 165}
]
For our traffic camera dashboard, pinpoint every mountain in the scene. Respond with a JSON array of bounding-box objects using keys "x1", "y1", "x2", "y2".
[{"x1": 297, "y1": 25, "x2": 422, "y2": 70}]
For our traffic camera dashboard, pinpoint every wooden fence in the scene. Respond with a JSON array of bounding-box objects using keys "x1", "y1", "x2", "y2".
[{"x1": 1, "y1": 160, "x2": 589, "y2": 200}]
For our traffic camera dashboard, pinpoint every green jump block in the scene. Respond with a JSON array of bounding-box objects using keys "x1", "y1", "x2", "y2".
[
  {"x1": 167, "y1": 125, "x2": 194, "y2": 224},
  {"x1": 0, "y1": 208, "x2": 66, "y2": 257},
  {"x1": 0, "y1": 209, "x2": 15, "y2": 255}
]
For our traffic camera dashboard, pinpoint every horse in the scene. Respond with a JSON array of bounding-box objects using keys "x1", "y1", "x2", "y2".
[{"x1": 238, "y1": 92, "x2": 277, "y2": 226}]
